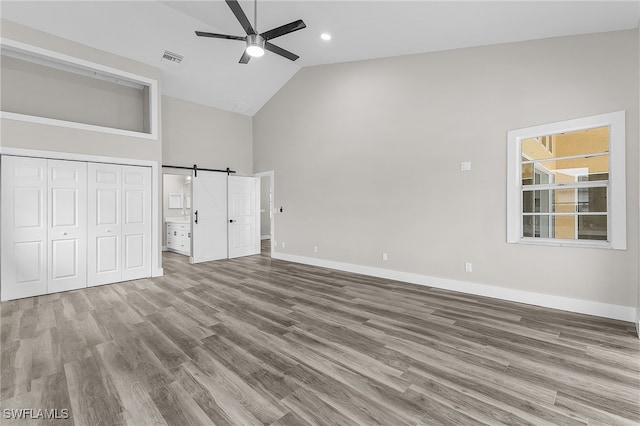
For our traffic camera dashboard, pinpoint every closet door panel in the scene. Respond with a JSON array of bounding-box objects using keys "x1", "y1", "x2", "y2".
[
  {"x1": 1, "y1": 156, "x2": 48, "y2": 301},
  {"x1": 88, "y1": 163, "x2": 122, "y2": 286},
  {"x1": 121, "y1": 166, "x2": 151, "y2": 281},
  {"x1": 47, "y1": 160, "x2": 87, "y2": 293}
]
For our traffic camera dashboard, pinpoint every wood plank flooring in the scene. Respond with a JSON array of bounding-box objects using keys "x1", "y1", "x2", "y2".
[{"x1": 1, "y1": 241, "x2": 639, "y2": 425}]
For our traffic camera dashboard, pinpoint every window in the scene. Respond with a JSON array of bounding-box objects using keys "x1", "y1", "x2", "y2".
[{"x1": 507, "y1": 111, "x2": 626, "y2": 249}]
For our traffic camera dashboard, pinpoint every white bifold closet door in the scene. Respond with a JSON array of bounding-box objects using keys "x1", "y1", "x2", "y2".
[
  {"x1": 228, "y1": 176, "x2": 260, "y2": 259},
  {"x1": 88, "y1": 163, "x2": 122, "y2": 286},
  {"x1": 88, "y1": 163, "x2": 151, "y2": 286},
  {"x1": 1, "y1": 156, "x2": 49, "y2": 300},
  {"x1": 1, "y1": 156, "x2": 87, "y2": 300},
  {"x1": 47, "y1": 160, "x2": 87, "y2": 293},
  {"x1": 122, "y1": 166, "x2": 152, "y2": 281}
]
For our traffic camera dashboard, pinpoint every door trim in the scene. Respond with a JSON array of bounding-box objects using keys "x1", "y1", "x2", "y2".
[{"x1": 0, "y1": 147, "x2": 163, "y2": 278}]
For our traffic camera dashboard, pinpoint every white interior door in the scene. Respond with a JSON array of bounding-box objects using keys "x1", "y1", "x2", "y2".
[
  {"x1": 47, "y1": 160, "x2": 87, "y2": 293},
  {"x1": 88, "y1": 163, "x2": 122, "y2": 286},
  {"x1": 228, "y1": 176, "x2": 260, "y2": 259},
  {"x1": 122, "y1": 165, "x2": 152, "y2": 281},
  {"x1": 191, "y1": 171, "x2": 228, "y2": 263},
  {"x1": 1, "y1": 156, "x2": 48, "y2": 301}
]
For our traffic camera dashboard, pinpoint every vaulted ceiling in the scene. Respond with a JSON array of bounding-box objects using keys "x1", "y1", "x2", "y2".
[{"x1": 2, "y1": 1, "x2": 638, "y2": 116}]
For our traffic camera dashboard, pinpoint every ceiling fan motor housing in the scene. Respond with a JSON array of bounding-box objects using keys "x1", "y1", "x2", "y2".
[{"x1": 246, "y1": 34, "x2": 265, "y2": 57}]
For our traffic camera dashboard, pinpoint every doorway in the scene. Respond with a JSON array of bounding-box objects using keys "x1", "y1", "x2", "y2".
[
  {"x1": 255, "y1": 171, "x2": 274, "y2": 257},
  {"x1": 162, "y1": 172, "x2": 192, "y2": 256},
  {"x1": 163, "y1": 167, "x2": 262, "y2": 263}
]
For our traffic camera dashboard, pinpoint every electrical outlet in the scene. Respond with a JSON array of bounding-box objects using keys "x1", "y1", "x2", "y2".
[
  {"x1": 382, "y1": 253, "x2": 388, "y2": 261},
  {"x1": 314, "y1": 246, "x2": 318, "y2": 253},
  {"x1": 465, "y1": 262, "x2": 473, "y2": 272},
  {"x1": 461, "y1": 161, "x2": 472, "y2": 171}
]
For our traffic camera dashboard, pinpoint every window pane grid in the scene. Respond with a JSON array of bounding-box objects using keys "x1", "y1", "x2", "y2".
[
  {"x1": 521, "y1": 181, "x2": 608, "y2": 191},
  {"x1": 522, "y1": 212, "x2": 607, "y2": 216},
  {"x1": 518, "y1": 125, "x2": 610, "y2": 242},
  {"x1": 521, "y1": 152, "x2": 608, "y2": 164}
]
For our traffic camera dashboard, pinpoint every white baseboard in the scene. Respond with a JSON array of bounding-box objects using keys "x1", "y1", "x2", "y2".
[
  {"x1": 636, "y1": 308, "x2": 640, "y2": 339},
  {"x1": 271, "y1": 251, "x2": 635, "y2": 323},
  {"x1": 152, "y1": 268, "x2": 163, "y2": 278},
  {"x1": 261, "y1": 235, "x2": 271, "y2": 240},
  {"x1": 162, "y1": 246, "x2": 168, "y2": 251}
]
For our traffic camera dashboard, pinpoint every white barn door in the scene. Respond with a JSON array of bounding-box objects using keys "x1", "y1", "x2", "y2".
[
  {"x1": 47, "y1": 160, "x2": 87, "y2": 293},
  {"x1": 122, "y1": 166, "x2": 152, "y2": 281},
  {"x1": 1, "y1": 156, "x2": 48, "y2": 300},
  {"x1": 228, "y1": 176, "x2": 260, "y2": 259},
  {"x1": 88, "y1": 163, "x2": 122, "y2": 286},
  {"x1": 191, "y1": 171, "x2": 228, "y2": 263}
]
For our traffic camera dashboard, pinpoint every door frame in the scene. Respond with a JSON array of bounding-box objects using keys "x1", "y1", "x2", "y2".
[
  {"x1": 0, "y1": 147, "x2": 163, "y2": 278},
  {"x1": 253, "y1": 170, "x2": 275, "y2": 252}
]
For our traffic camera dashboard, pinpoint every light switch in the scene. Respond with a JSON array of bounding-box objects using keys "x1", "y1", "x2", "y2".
[{"x1": 461, "y1": 161, "x2": 472, "y2": 171}]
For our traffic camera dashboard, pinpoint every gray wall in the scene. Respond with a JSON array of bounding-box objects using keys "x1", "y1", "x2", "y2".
[
  {"x1": 1, "y1": 56, "x2": 145, "y2": 133},
  {"x1": 163, "y1": 95, "x2": 253, "y2": 176},
  {"x1": 254, "y1": 30, "x2": 639, "y2": 308}
]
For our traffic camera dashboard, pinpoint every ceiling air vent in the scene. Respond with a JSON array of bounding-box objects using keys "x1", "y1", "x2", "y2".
[{"x1": 161, "y1": 50, "x2": 183, "y2": 65}]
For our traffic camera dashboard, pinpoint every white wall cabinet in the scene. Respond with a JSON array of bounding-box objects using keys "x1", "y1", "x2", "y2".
[{"x1": 1, "y1": 155, "x2": 152, "y2": 301}]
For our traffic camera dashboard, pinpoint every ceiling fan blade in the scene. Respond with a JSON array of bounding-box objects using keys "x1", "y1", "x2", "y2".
[
  {"x1": 195, "y1": 31, "x2": 246, "y2": 41},
  {"x1": 264, "y1": 42, "x2": 299, "y2": 61},
  {"x1": 260, "y1": 20, "x2": 306, "y2": 41},
  {"x1": 239, "y1": 50, "x2": 251, "y2": 64},
  {"x1": 225, "y1": 0, "x2": 255, "y2": 35}
]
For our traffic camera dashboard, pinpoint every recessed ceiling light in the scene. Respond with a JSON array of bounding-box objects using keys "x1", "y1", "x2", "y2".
[{"x1": 320, "y1": 33, "x2": 332, "y2": 41}]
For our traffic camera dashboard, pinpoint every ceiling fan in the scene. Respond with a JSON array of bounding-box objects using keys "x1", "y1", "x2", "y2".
[{"x1": 195, "y1": 0, "x2": 306, "y2": 64}]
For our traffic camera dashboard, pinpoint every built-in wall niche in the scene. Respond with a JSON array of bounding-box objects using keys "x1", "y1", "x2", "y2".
[{"x1": 0, "y1": 38, "x2": 158, "y2": 139}]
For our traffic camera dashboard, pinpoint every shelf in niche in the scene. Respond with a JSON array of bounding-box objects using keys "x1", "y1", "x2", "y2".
[{"x1": 0, "y1": 37, "x2": 158, "y2": 140}]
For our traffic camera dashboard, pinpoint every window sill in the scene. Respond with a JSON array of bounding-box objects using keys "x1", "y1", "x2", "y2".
[{"x1": 512, "y1": 238, "x2": 621, "y2": 250}]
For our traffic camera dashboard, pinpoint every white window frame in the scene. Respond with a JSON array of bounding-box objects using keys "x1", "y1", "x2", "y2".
[{"x1": 507, "y1": 111, "x2": 626, "y2": 250}]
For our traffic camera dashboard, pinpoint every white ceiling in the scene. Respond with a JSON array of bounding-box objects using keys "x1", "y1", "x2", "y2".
[{"x1": 2, "y1": 1, "x2": 639, "y2": 116}]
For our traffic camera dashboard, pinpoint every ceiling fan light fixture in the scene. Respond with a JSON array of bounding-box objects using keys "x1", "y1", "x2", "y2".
[{"x1": 246, "y1": 34, "x2": 265, "y2": 57}]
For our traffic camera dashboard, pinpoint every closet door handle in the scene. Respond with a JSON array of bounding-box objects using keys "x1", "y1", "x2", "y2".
[
  {"x1": 194, "y1": 210, "x2": 198, "y2": 224},
  {"x1": 229, "y1": 219, "x2": 236, "y2": 223}
]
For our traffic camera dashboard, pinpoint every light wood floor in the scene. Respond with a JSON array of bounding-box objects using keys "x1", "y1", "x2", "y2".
[{"x1": 1, "y1": 242, "x2": 639, "y2": 425}]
